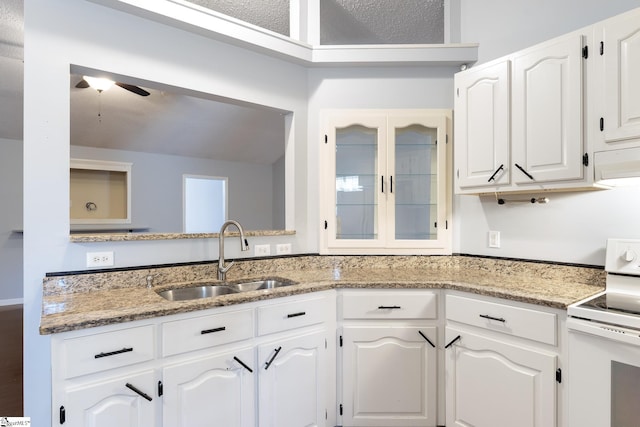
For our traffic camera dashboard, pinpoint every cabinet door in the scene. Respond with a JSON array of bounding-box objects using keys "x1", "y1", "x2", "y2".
[
  {"x1": 603, "y1": 8, "x2": 640, "y2": 145},
  {"x1": 445, "y1": 328, "x2": 557, "y2": 427},
  {"x1": 455, "y1": 60, "x2": 510, "y2": 189},
  {"x1": 258, "y1": 330, "x2": 327, "y2": 427},
  {"x1": 387, "y1": 113, "x2": 450, "y2": 249},
  {"x1": 162, "y1": 347, "x2": 255, "y2": 427},
  {"x1": 325, "y1": 113, "x2": 388, "y2": 249},
  {"x1": 341, "y1": 326, "x2": 437, "y2": 427},
  {"x1": 512, "y1": 34, "x2": 585, "y2": 184},
  {"x1": 61, "y1": 370, "x2": 156, "y2": 427}
]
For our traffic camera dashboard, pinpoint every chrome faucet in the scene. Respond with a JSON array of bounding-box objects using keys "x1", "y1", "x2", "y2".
[{"x1": 217, "y1": 220, "x2": 249, "y2": 281}]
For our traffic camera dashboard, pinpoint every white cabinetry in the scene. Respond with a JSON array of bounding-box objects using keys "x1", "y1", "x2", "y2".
[
  {"x1": 51, "y1": 322, "x2": 159, "y2": 427},
  {"x1": 256, "y1": 294, "x2": 332, "y2": 427},
  {"x1": 455, "y1": 31, "x2": 592, "y2": 194},
  {"x1": 455, "y1": 60, "x2": 510, "y2": 189},
  {"x1": 338, "y1": 290, "x2": 439, "y2": 427},
  {"x1": 163, "y1": 348, "x2": 255, "y2": 427},
  {"x1": 321, "y1": 109, "x2": 452, "y2": 255},
  {"x1": 51, "y1": 291, "x2": 335, "y2": 427},
  {"x1": 445, "y1": 293, "x2": 561, "y2": 427},
  {"x1": 595, "y1": 7, "x2": 640, "y2": 149}
]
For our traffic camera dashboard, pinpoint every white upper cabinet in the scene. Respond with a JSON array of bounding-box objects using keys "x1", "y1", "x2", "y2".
[
  {"x1": 512, "y1": 35, "x2": 585, "y2": 185},
  {"x1": 596, "y1": 7, "x2": 640, "y2": 149},
  {"x1": 455, "y1": 60, "x2": 510, "y2": 189},
  {"x1": 321, "y1": 109, "x2": 452, "y2": 255},
  {"x1": 455, "y1": 27, "x2": 597, "y2": 194}
]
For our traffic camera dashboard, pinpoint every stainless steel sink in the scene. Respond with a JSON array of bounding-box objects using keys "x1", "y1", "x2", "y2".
[
  {"x1": 157, "y1": 278, "x2": 296, "y2": 301},
  {"x1": 157, "y1": 284, "x2": 238, "y2": 302},
  {"x1": 227, "y1": 279, "x2": 294, "y2": 292}
]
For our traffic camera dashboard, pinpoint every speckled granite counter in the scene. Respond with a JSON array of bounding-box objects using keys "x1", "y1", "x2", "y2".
[{"x1": 40, "y1": 255, "x2": 605, "y2": 334}]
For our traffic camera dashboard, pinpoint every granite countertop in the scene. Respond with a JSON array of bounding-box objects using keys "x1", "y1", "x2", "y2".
[{"x1": 40, "y1": 265, "x2": 604, "y2": 334}]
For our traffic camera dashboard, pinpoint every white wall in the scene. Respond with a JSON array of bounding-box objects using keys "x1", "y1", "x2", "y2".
[
  {"x1": 71, "y1": 145, "x2": 278, "y2": 232},
  {"x1": 0, "y1": 138, "x2": 23, "y2": 303},
  {"x1": 23, "y1": 0, "x2": 308, "y2": 423},
  {"x1": 460, "y1": 0, "x2": 639, "y2": 64},
  {"x1": 456, "y1": 1, "x2": 640, "y2": 266}
]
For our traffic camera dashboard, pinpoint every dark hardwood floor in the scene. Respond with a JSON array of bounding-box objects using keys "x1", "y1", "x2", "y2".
[{"x1": 0, "y1": 304, "x2": 23, "y2": 416}]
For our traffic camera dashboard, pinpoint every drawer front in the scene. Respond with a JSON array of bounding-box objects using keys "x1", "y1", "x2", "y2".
[
  {"x1": 446, "y1": 294, "x2": 557, "y2": 345},
  {"x1": 257, "y1": 295, "x2": 329, "y2": 336},
  {"x1": 162, "y1": 309, "x2": 254, "y2": 357},
  {"x1": 341, "y1": 290, "x2": 438, "y2": 320},
  {"x1": 60, "y1": 325, "x2": 155, "y2": 379}
]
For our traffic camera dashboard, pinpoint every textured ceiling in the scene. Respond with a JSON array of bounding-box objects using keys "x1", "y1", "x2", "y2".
[{"x1": 321, "y1": 0, "x2": 444, "y2": 44}]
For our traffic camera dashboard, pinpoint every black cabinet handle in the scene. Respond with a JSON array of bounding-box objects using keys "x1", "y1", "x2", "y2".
[
  {"x1": 125, "y1": 383, "x2": 153, "y2": 402},
  {"x1": 445, "y1": 335, "x2": 461, "y2": 349},
  {"x1": 287, "y1": 311, "x2": 306, "y2": 318},
  {"x1": 158, "y1": 381, "x2": 163, "y2": 397},
  {"x1": 201, "y1": 326, "x2": 226, "y2": 335},
  {"x1": 418, "y1": 330, "x2": 436, "y2": 348},
  {"x1": 59, "y1": 406, "x2": 66, "y2": 424},
  {"x1": 479, "y1": 314, "x2": 506, "y2": 323},
  {"x1": 488, "y1": 164, "x2": 504, "y2": 182},
  {"x1": 381, "y1": 175, "x2": 384, "y2": 193},
  {"x1": 390, "y1": 175, "x2": 393, "y2": 193},
  {"x1": 514, "y1": 163, "x2": 535, "y2": 180},
  {"x1": 95, "y1": 347, "x2": 133, "y2": 359},
  {"x1": 234, "y1": 356, "x2": 254, "y2": 373},
  {"x1": 265, "y1": 346, "x2": 282, "y2": 370},
  {"x1": 378, "y1": 305, "x2": 401, "y2": 310}
]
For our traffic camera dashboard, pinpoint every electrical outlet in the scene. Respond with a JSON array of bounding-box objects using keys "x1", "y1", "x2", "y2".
[
  {"x1": 488, "y1": 231, "x2": 501, "y2": 248},
  {"x1": 276, "y1": 243, "x2": 292, "y2": 255},
  {"x1": 254, "y1": 244, "x2": 271, "y2": 256},
  {"x1": 87, "y1": 251, "x2": 114, "y2": 267}
]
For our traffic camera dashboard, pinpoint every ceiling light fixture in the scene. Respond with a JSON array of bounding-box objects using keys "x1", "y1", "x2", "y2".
[{"x1": 83, "y1": 76, "x2": 115, "y2": 92}]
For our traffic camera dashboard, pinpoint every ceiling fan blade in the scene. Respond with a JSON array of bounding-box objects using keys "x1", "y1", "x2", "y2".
[
  {"x1": 115, "y1": 82, "x2": 150, "y2": 97},
  {"x1": 75, "y1": 79, "x2": 90, "y2": 89}
]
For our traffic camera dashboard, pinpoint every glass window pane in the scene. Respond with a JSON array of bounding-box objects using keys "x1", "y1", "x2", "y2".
[
  {"x1": 185, "y1": 0, "x2": 290, "y2": 36},
  {"x1": 335, "y1": 125, "x2": 378, "y2": 240},
  {"x1": 394, "y1": 124, "x2": 437, "y2": 240},
  {"x1": 320, "y1": 0, "x2": 444, "y2": 45}
]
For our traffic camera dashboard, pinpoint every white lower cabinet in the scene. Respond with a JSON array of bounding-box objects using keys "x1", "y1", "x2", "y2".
[
  {"x1": 62, "y1": 369, "x2": 157, "y2": 427},
  {"x1": 257, "y1": 330, "x2": 327, "y2": 427},
  {"x1": 341, "y1": 326, "x2": 438, "y2": 427},
  {"x1": 445, "y1": 293, "x2": 561, "y2": 427},
  {"x1": 51, "y1": 291, "x2": 335, "y2": 427},
  {"x1": 338, "y1": 289, "x2": 439, "y2": 427},
  {"x1": 162, "y1": 347, "x2": 255, "y2": 427}
]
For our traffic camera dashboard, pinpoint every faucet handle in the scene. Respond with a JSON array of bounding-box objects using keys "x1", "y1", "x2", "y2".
[{"x1": 219, "y1": 260, "x2": 234, "y2": 274}]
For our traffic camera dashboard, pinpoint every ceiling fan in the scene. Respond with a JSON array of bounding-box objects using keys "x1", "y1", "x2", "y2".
[{"x1": 75, "y1": 76, "x2": 151, "y2": 97}]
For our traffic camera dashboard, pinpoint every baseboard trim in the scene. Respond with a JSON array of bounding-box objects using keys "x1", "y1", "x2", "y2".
[{"x1": 0, "y1": 298, "x2": 24, "y2": 306}]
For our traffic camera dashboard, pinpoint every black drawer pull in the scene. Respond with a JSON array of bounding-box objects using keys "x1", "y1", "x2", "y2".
[
  {"x1": 378, "y1": 305, "x2": 401, "y2": 310},
  {"x1": 479, "y1": 314, "x2": 506, "y2": 323},
  {"x1": 445, "y1": 335, "x2": 461, "y2": 349},
  {"x1": 59, "y1": 406, "x2": 66, "y2": 424},
  {"x1": 201, "y1": 326, "x2": 226, "y2": 335},
  {"x1": 125, "y1": 383, "x2": 153, "y2": 401},
  {"x1": 287, "y1": 312, "x2": 306, "y2": 318},
  {"x1": 418, "y1": 330, "x2": 436, "y2": 348},
  {"x1": 265, "y1": 346, "x2": 282, "y2": 370},
  {"x1": 95, "y1": 347, "x2": 133, "y2": 359},
  {"x1": 234, "y1": 356, "x2": 254, "y2": 373}
]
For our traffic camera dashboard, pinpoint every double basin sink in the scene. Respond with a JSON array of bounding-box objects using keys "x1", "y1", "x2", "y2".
[{"x1": 157, "y1": 278, "x2": 296, "y2": 302}]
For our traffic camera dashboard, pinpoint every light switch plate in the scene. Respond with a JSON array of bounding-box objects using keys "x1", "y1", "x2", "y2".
[{"x1": 488, "y1": 231, "x2": 501, "y2": 248}]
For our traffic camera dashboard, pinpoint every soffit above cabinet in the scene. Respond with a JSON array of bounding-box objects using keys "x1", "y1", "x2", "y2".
[{"x1": 86, "y1": 0, "x2": 478, "y2": 67}]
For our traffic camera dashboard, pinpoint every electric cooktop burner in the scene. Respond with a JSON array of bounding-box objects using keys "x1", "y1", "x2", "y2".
[{"x1": 579, "y1": 292, "x2": 640, "y2": 317}]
